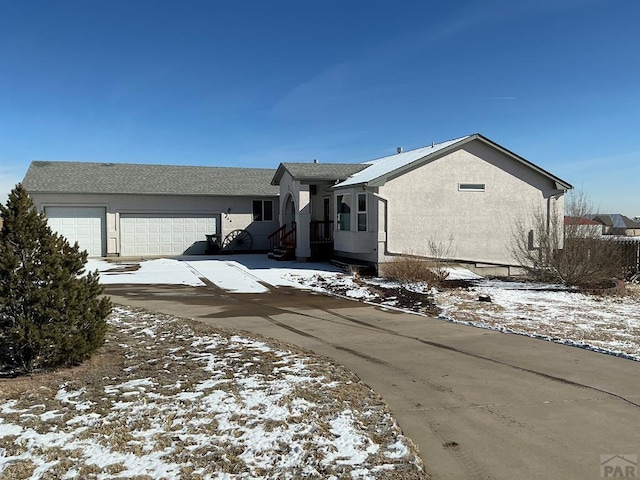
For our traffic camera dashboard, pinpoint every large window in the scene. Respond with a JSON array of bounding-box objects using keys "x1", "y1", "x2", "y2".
[
  {"x1": 252, "y1": 200, "x2": 274, "y2": 222},
  {"x1": 337, "y1": 194, "x2": 351, "y2": 231},
  {"x1": 357, "y1": 193, "x2": 367, "y2": 231}
]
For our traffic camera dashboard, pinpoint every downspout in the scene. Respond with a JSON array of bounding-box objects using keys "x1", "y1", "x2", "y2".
[{"x1": 547, "y1": 190, "x2": 566, "y2": 248}]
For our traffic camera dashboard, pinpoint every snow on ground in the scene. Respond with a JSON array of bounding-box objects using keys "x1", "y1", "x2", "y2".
[
  {"x1": 0, "y1": 307, "x2": 424, "y2": 479},
  {"x1": 87, "y1": 258, "x2": 205, "y2": 286},
  {"x1": 296, "y1": 270, "x2": 640, "y2": 361},
  {"x1": 87, "y1": 256, "x2": 343, "y2": 292},
  {"x1": 88, "y1": 255, "x2": 640, "y2": 361},
  {"x1": 436, "y1": 279, "x2": 640, "y2": 361}
]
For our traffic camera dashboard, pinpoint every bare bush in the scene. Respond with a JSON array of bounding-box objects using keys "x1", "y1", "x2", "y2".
[
  {"x1": 426, "y1": 236, "x2": 454, "y2": 283},
  {"x1": 511, "y1": 190, "x2": 626, "y2": 287},
  {"x1": 379, "y1": 255, "x2": 448, "y2": 286}
]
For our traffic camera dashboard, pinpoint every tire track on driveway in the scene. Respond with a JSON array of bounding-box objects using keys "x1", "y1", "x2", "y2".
[
  {"x1": 205, "y1": 289, "x2": 640, "y2": 410},
  {"x1": 323, "y1": 308, "x2": 640, "y2": 409}
]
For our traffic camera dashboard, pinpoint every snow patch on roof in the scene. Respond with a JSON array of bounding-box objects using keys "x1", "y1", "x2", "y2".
[{"x1": 335, "y1": 136, "x2": 470, "y2": 188}]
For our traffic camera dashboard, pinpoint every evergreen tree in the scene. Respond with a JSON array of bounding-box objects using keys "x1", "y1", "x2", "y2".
[{"x1": 0, "y1": 184, "x2": 111, "y2": 375}]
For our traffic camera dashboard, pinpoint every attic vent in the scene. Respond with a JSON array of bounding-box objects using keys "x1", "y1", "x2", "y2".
[
  {"x1": 101, "y1": 163, "x2": 115, "y2": 167},
  {"x1": 396, "y1": 147, "x2": 403, "y2": 154},
  {"x1": 313, "y1": 159, "x2": 318, "y2": 164}
]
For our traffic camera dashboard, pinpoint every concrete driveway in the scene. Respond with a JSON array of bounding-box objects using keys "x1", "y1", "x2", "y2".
[{"x1": 105, "y1": 282, "x2": 640, "y2": 480}]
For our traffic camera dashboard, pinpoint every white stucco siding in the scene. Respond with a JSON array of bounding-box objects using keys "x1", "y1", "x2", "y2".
[
  {"x1": 377, "y1": 141, "x2": 564, "y2": 265},
  {"x1": 30, "y1": 193, "x2": 278, "y2": 256},
  {"x1": 276, "y1": 172, "x2": 312, "y2": 258},
  {"x1": 332, "y1": 187, "x2": 379, "y2": 257}
]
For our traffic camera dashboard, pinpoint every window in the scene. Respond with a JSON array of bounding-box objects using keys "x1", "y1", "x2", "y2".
[
  {"x1": 357, "y1": 193, "x2": 367, "y2": 231},
  {"x1": 459, "y1": 183, "x2": 486, "y2": 192},
  {"x1": 252, "y1": 200, "x2": 274, "y2": 222},
  {"x1": 337, "y1": 194, "x2": 351, "y2": 231}
]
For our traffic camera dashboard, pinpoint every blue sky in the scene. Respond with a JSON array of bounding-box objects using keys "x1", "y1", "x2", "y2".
[{"x1": 1, "y1": 0, "x2": 638, "y2": 215}]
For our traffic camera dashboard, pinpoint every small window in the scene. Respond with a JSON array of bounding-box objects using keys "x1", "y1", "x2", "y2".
[
  {"x1": 337, "y1": 194, "x2": 351, "y2": 231},
  {"x1": 357, "y1": 193, "x2": 367, "y2": 232},
  {"x1": 459, "y1": 183, "x2": 485, "y2": 192},
  {"x1": 252, "y1": 200, "x2": 273, "y2": 222}
]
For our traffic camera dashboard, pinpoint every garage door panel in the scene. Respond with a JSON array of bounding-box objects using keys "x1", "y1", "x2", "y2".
[
  {"x1": 45, "y1": 207, "x2": 106, "y2": 257},
  {"x1": 120, "y1": 214, "x2": 217, "y2": 256}
]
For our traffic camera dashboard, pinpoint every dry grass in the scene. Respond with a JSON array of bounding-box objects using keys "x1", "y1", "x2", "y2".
[{"x1": 0, "y1": 307, "x2": 427, "y2": 479}]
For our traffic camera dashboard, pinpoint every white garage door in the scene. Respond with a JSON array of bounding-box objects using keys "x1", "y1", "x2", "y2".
[
  {"x1": 45, "y1": 207, "x2": 106, "y2": 257},
  {"x1": 120, "y1": 214, "x2": 217, "y2": 256}
]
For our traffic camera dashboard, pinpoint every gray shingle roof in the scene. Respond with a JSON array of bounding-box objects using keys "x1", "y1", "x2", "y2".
[
  {"x1": 271, "y1": 162, "x2": 369, "y2": 185},
  {"x1": 590, "y1": 214, "x2": 640, "y2": 230},
  {"x1": 22, "y1": 161, "x2": 279, "y2": 197}
]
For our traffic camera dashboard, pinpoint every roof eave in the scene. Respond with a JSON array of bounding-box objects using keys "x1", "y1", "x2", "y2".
[
  {"x1": 270, "y1": 164, "x2": 289, "y2": 186},
  {"x1": 333, "y1": 134, "x2": 573, "y2": 191},
  {"x1": 471, "y1": 134, "x2": 573, "y2": 191}
]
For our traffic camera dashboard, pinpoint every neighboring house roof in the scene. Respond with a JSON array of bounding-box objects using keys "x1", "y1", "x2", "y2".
[
  {"x1": 333, "y1": 133, "x2": 573, "y2": 190},
  {"x1": 270, "y1": 163, "x2": 369, "y2": 185},
  {"x1": 22, "y1": 161, "x2": 279, "y2": 197},
  {"x1": 564, "y1": 216, "x2": 600, "y2": 226},
  {"x1": 589, "y1": 214, "x2": 640, "y2": 230}
]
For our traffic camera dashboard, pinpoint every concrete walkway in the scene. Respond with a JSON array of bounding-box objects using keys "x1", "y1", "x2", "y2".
[{"x1": 105, "y1": 283, "x2": 640, "y2": 480}]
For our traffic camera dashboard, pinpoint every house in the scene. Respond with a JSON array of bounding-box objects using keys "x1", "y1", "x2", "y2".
[
  {"x1": 271, "y1": 134, "x2": 572, "y2": 273},
  {"x1": 22, "y1": 162, "x2": 279, "y2": 256},
  {"x1": 587, "y1": 214, "x2": 640, "y2": 237},
  {"x1": 564, "y1": 216, "x2": 602, "y2": 238},
  {"x1": 22, "y1": 134, "x2": 572, "y2": 274}
]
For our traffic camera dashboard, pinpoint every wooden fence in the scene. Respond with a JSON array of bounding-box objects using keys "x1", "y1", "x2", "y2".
[{"x1": 613, "y1": 237, "x2": 640, "y2": 279}]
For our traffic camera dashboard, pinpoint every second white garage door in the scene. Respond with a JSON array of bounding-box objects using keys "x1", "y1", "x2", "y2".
[{"x1": 120, "y1": 214, "x2": 218, "y2": 256}]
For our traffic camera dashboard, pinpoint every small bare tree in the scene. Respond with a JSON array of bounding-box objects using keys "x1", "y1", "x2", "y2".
[
  {"x1": 426, "y1": 235, "x2": 454, "y2": 283},
  {"x1": 511, "y1": 190, "x2": 625, "y2": 287}
]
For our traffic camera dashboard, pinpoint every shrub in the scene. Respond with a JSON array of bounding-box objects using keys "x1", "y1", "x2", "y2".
[
  {"x1": 0, "y1": 184, "x2": 112, "y2": 375},
  {"x1": 511, "y1": 190, "x2": 625, "y2": 287},
  {"x1": 379, "y1": 255, "x2": 449, "y2": 286}
]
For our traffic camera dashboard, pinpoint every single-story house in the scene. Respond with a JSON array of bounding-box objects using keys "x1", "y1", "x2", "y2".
[
  {"x1": 22, "y1": 134, "x2": 572, "y2": 273},
  {"x1": 271, "y1": 134, "x2": 572, "y2": 273},
  {"x1": 22, "y1": 162, "x2": 279, "y2": 256}
]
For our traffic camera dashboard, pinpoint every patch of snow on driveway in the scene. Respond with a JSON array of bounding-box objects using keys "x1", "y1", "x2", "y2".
[{"x1": 87, "y1": 258, "x2": 204, "y2": 286}]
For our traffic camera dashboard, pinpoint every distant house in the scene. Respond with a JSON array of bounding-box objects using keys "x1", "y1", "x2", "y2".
[
  {"x1": 587, "y1": 214, "x2": 640, "y2": 236},
  {"x1": 564, "y1": 216, "x2": 602, "y2": 238},
  {"x1": 23, "y1": 134, "x2": 573, "y2": 274}
]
